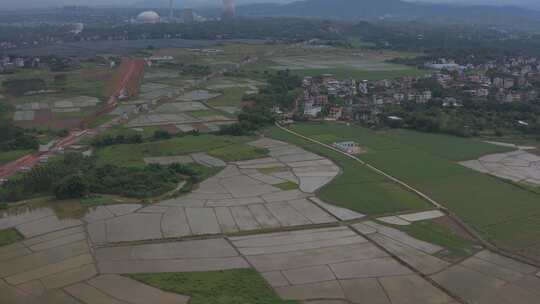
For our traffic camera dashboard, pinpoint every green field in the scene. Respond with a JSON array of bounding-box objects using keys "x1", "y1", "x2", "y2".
[
  {"x1": 154, "y1": 42, "x2": 424, "y2": 82},
  {"x1": 98, "y1": 126, "x2": 165, "y2": 140},
  {"x1": 290, "y1": 67, "x2": 428, "y2": 81},
  {"x1": 2, "y1": 65, "x2": 110, "y2": 101},
  {"x1": 207, "y1": 144, "x2": 268, "y2": 162},
  {"x1": 95, "y1": 135, "x2": 257, "y2": 167},
  {"x1": 129, "y1": 269, "x2": 296, "y2": 304},
  {"x1": 0, "y1": 228, "x2": 23, "y2": 247},
  {"x1": 188, "y1": 110, "x2": 223, "y2": 118},
  {"x1": 265, "y1": 127, "x2": 430, "y2": 214},
  {"x1": 87, "y1": 114, "x2": 116, "y2": 129},
  {"x1": 379, "y1": 220, "x2": 479, "y2": 260},
  {"x1": 208, "y1": 87, "x2": 248, "y2": 107},
  {"x1": 275, "y1": 181, "x2": 300, "y2": 191},
  {"x1": 276, "y1": 122, "x2": 540, "y2": 260}
]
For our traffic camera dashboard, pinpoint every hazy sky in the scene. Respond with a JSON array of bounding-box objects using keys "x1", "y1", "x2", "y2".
[
  {"x1": 0, "y1": 0, "x2": 537, "y2": 11},
  {"x1": 0, "y1": 0, "x2": 293, "y2": 10}
]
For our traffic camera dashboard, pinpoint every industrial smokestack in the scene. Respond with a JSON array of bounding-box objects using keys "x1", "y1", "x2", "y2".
[
  {"x1": 169, "y1": 0, "x2": 174, "y2": 19},
  {"x1": 222, "y1": 0, "x2": 235, "y2": 19}
]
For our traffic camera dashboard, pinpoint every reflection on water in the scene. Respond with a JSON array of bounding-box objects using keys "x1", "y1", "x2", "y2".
[
  {"x1": 1, "y1": 200, "x2": 94, "y2": 222},
  {"x1": 0, "y1": 196, "x2": 140, "y2": 221}
]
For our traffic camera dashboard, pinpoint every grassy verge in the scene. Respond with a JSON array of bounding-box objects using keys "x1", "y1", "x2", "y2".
[
  {"x1": 264, "y1": 126, "x2": 430, "y2": 214},
  {"x1": 208, "y1": 145, "x2": 268, "y2": 162},
  {"x1": 189, "y1": 163, "x2": 222, "y2": 182},
  {"x1": 128, "y1": 269, "x2": 297, "y2": 304},
  {"x1": 80, "y1": 195, "x2": 118, "y2": 206},
  {"x1": 0, "y1": 228, "x2": 23, "y2": 247},
  {"x1": 164, "y1": 164, "x2": 222, "y2": 199},
  {"x1": 258, "y1": 167, "x2": 288, "y2": 174},
  {"x1": 0, "y1": 149, "x2": 32, "y2": 165},
  {"x1": 96, "y1": 126, "x2": 164, "y2": 141},
  {"x1": 88, "y1": 114, "x2": 116, "y2": 129},
  {"x1": 95, "y1": 135, "x2": 256, "y2": 167},
  {"x1": 188, "y1": 110, "x2": 222, "y2": 118}
]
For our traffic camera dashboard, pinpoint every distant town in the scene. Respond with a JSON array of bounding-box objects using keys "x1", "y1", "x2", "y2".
[{"x1": 264, "y1": 56, "x2": 536, "y2": 125}]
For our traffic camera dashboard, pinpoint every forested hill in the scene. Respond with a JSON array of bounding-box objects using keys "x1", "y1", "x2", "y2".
[{"x1": 236, "y1": 0, "x2": 540, "y2": 31}]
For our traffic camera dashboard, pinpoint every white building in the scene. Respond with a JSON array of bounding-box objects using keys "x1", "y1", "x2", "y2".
[
  {"x1": 304, "y1": 101, "x2": 322, "y2": 117},
  {"x1": 333, "y1": 141, "x2": 362, "y2": 155},
  {"x1": 136, "y1": 11, "x2": 161, "y2": 24}
]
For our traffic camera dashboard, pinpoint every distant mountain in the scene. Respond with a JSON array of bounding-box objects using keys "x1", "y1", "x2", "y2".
[{"x1": 236, "y1": 0, "x2": 540, "y2": 30}]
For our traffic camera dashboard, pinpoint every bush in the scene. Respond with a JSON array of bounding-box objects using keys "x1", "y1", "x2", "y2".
[
  {"x1": 153, "y1": 130, "x2": 171, "y2": 140},
  {"x1": 54, "y1": 174, "x2": 90, "y2": 200},
  {"x1": 219, "y1": 121, "x2": 256, "y2": 136},
  {"x1": 57, "y1": 129, "x2": 70, "y2": 137},
  {"x1": 0, "y1": 154, "x2": 202, "y2": 202},
  {"x1": 169, "y1": 163, "x2": 197, "y2": 176},
  {"x1": 92, "y1": 133, "x2": 144, "y2": 147}
]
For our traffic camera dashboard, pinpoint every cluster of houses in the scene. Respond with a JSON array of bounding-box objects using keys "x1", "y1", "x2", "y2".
[
  {"x1": 0, "y1": 56, "x2": 27, "y2": 73},
  {"x1": 295, "y1": 74, "x2": 435, "y2": 122},
  {"x1": 283, "y1": 56, "x2": 540, "y2": 123},
  {"x1": 429, "y1": 56, "x2": 540, "y2": 103}
]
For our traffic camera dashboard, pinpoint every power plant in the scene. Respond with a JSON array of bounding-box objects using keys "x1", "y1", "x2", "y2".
[{"x1": 222, "y1": 0, "x2": 236, "y2": 19}]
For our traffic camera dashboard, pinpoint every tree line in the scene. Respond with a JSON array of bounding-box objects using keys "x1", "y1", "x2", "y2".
[
  {"x1": 381, "y1": 100, "x2": 540, "y2": 138},
  {"x1": 0, "y1": 153, "x2": 201, "y2": 202}
]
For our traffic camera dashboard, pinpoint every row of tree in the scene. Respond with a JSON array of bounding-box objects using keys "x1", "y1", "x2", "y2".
[
  {"x1": 0, "y1": 102, "x2": 39, "y2": 152},
  {"x1": 381, "y1": 101, "x2": 540, "y2": 138}
]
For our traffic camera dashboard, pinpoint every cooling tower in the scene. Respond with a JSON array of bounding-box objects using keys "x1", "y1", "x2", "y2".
[{"x1": 222, "y1": 0, "x2": 236, "y2": 19}]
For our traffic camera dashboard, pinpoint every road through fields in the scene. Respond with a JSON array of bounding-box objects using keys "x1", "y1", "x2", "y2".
[{"x1": 0, "y1": 58, "x2": 144, "y2": 180}]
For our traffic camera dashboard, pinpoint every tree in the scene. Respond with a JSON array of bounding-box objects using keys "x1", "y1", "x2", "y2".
[
  {"x1": 54, "y1": 174, "x2": 89, "y2": 200},
  {"x1": 2, "y1": 78, "x2": 46, "y2": 96}
]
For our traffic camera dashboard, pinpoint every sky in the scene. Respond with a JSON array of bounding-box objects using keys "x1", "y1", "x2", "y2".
[
  {"x1": 0, "y1": 0, "x2": 292, "y2": 10},
  {"x1": 0, "y1": 0, "x2": 537, "y2": 11}
]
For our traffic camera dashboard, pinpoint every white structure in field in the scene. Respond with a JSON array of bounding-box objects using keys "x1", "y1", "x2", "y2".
[{"x1": 333, "y1": 141, "x2": 362, "y2": 155}]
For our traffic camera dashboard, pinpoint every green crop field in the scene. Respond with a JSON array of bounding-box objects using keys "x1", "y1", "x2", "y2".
[
  {"x1": 290, "y1": 67, "x2": 428, "y2": 81},
  {"x1": 277, "y1": 122, "x2": 540, "y2": 260},
  {"x1": 208, "y1": 144, "x2": 268, "y2": 162},
  {"x1": 94, "y1": 134, "x2": 256, "y2": 167},
  {"x1": 265, "y1": 127, "x2": 430, "y2": 215},
  {"x1": 128, "y1": 269, "x2": 297, "y2": 304},
  {"x1": 379, "y1": 220, "x2": 479, "y2": 260},
  {"x1": 208, "y1": 87, "x2": 248, "y2": 107}
]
